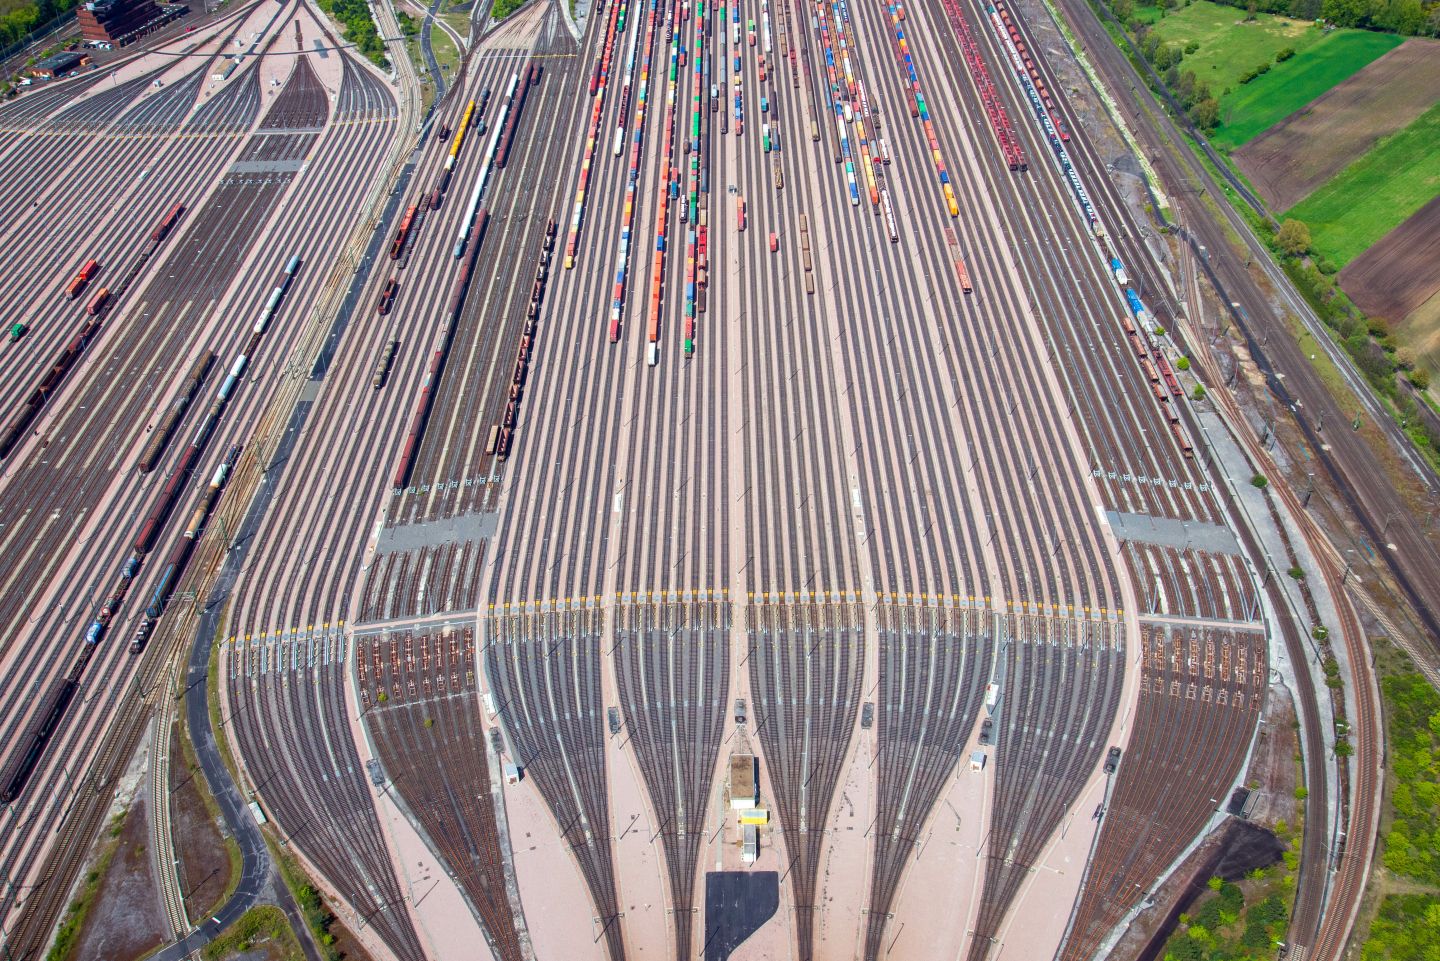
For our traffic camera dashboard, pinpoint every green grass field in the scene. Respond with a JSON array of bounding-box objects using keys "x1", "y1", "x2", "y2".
[
  {"x1": 1287, "y1": 99, "x2": 1440, "y2": 266},
  {"x1": 1212, "y1": 30, "x2": 1404, "y2": 148},
  {"x1": 1147, "y1": 1, "x2": 1324, "y2": 96},
  {"x1": 1128, "y1": 1, "x2": 1164, "y2": 25},
  {"x1": 431, "y1": 24, "x2": 460, "y2": 75}
]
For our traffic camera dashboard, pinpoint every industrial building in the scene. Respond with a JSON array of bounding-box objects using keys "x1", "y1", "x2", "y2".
[
  {"x1": 729, "y1": 754, "x2": 758, "y2": 810},
  {"x1": 29, "y1": 51, "x2": 89, "y2": 79},
  {"x1": 77, "y1": 0, "x2": 184, "y2": 47}
]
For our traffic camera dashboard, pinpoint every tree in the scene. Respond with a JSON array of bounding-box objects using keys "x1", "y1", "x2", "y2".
[
  {"x1": 1176, "y1": 69, "x2": 1198, "y2": 105},
  {"x1": 1409, "y1": 367, "x2": 1431, "y2": 391},
  {"x1": 1322, "y1": 0, "x2": 1370, "y2": 27},
  {"x1": 1141, "y1": 31, "x2": 1161, "y2": 62},
  {"x1": 1190, "y1": 97, "x2": 1220, "y2": 130},
  {"x1": 1277, "y1": 219, "x2": 1312, "y2": 257}
]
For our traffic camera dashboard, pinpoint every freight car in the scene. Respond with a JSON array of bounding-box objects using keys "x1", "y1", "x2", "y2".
[
  {"x1": 378, "y1": 277, "x2": 399, "y2": 315},
  {"x1": 390, "y1": 205, "x2": 418, "y2": 260},
  {"x1": 372, "y1": 340, "x2": 398, "y2": 388}
]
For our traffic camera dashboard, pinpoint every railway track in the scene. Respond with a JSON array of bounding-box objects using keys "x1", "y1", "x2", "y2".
[
  {"x1": 357, "y1": 626, "x2": 524, "y2": 961},
  {"x1": 149, "y1": 669, "x2": 190, "y2": 939},
  {"x1": 864, "y1": 606, "x2": 992, "y2": 961},
  {"x1": 483, "y1": 607, "x2": 624, "y2": 961},
  {"x1": 0, "y1": 14, "x2": 412, "y2": 951},
  {"x1": 746, "y1": 600, "x2": 865, "y2": 961},
  {"x1": 612, "y1": 601, "x2": 729, "y2": 959}
]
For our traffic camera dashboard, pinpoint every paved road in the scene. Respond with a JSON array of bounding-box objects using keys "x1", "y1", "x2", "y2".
[{"x1": 420, "y1": 0, "x2": 447, "y2": 96}]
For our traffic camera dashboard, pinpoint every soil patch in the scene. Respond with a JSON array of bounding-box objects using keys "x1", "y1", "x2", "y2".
[
  {"x1": 329, "y1": 916, "x2": 378, "y2": 961},
  {"x1": 1239, "y1": 691, "x2": 1301, "y2": 829},
  {"x1": 1395, "y1": 285, "x2": 1440, "y2": 378},
  {"x1": 171, "y1": 719, "x2": 232, "y2": 918},
  {"x1": 1233, "y1": 39, "x2": 1440, "y2": 212},
  {"x1": 1338, "y1": 194, "x2": 1440, "y2": 327},
  {"x1": 69, "y1": 797, "x2": 166, "y2": 961}
]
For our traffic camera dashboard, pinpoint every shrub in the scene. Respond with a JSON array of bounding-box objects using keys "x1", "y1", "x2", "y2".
[
  {"x1": 1251, "y1": 474, "x2": 1269, "y2": 489},
  {"x1": 1276, "y1": 46, "x2": 1296, "y2": 60},
  {"x1": 1176, "y1": 356, "x2": 1191, "y2": 371}
]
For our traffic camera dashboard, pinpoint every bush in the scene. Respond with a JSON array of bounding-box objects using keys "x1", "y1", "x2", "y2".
[
  {"x1": 1185, "y1": 39, "x2": 1200, "y2": 53},
  {"x1": 1276, "y1": 46, "x2": 1296, "y2": 61},
  {"x1": 1239, "y1": 61, "x2": 1273, "y2": 84},
  {"x1": 1176, "y1": 356, "x2": 1191, "y2": 371},
  {"x1": 1409, "y1": 367, "x2": 1431, "y2": 391},
  {"x1": 1192, "y1": 383, "x2": 1206, "y2": 400},
  {"x1": 1364, "y1": 894, "x2": 1440, "y2": 958},
  {"x1": 1251, "y1": 474, "x2": 1269, "y2": 489},
  {"x1": 1380, "y1": 674, "x2": 1440, "y2": 885},
  {"x1": 1288, "y1": 566, "x2": 1306, "y2": 579}
]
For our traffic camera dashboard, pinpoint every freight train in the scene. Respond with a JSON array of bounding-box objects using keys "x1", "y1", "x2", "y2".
[
  {"x1": 138, "y1": 352, "x2": 215, "y2": 473},
  {"x1": 0, "y1": 670, "x2": 81, "y2": 803}
]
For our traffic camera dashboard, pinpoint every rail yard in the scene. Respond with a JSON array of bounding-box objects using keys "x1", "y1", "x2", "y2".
[{"x1": 0, "y1": 0, "x2": 1415, "y2": 959}]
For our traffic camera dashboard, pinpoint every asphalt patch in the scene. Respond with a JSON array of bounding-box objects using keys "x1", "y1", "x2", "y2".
[{"x1": 703, "y1": 871, "x2": 779, "y2": 961}]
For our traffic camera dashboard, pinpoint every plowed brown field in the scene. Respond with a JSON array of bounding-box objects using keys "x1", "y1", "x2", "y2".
[
  {"x1": 1234, "y1": 40, "x2": 1440, "y2": 212},
  {"x1": 1339, "y1": 194, "x2": 1440, "y2": 326}
]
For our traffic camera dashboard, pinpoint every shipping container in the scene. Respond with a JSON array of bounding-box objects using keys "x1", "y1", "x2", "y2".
[{"x1": 66, "y1": 259, "x2": 100, "y2": 299}]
